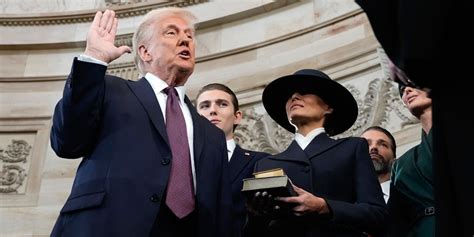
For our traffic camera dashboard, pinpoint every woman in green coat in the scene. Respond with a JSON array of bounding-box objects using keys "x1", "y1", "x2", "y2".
[{"x1": 389, "y1": 84, "x2": 434, "y2": 237}]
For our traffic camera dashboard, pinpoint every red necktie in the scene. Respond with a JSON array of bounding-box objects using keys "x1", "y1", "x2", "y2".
[{"x1": 163, "y1": 87, "x2": 195, "y2": 219}]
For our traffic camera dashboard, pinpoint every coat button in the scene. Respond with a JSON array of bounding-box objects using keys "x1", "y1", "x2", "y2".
[
  {"x1": 150, "y1": 194, "x2": 160, "y2": 202},
  {"x1": 161, "y1": 158, "x2": 170, "y2": 165},
  {"x1": 303, "y1": 166, "x2": 311, "y2": 173}
]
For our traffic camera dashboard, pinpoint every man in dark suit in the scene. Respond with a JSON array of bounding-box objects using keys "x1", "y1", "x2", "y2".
[
  {"x1": 195, "y1": 83, "x2": 269, "y2": 237},
  {"x1": 246, "y1": 69, "x2": 387, "y2": 236},
  {"x1": 50, "y1": 8, "x2": 232, "y2": 237},
  {"x1": 354, "y1": 1, "x2": 474, "y2": 235}
]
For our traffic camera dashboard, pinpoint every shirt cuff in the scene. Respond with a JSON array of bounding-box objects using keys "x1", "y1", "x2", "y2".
[{"x1": 78, "y1": 54, "x2": 108, "y2": 67}]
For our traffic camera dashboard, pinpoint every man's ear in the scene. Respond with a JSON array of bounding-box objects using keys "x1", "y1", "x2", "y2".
[
  {"x1": 234, "y1": 110, "x2": 243, "y2": 126},
  {"x1": 137, "y1": 45, "x2": 152, "y2": 62}
]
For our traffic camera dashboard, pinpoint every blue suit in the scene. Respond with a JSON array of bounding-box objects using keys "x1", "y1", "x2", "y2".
[
  {"x1": 246, "y1": 133, "x2": 387, "y2": 237},
  {"x1": 229, "y1": 145, "x2": 268, "y2": 236},
  {"x1": 50, "y1": 59, "x2": 232, "y2": 237}
]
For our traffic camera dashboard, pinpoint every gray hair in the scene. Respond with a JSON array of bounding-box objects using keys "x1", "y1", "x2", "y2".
[{"x1": 132, "y1": 7, "x2": 197, "y2": 77}]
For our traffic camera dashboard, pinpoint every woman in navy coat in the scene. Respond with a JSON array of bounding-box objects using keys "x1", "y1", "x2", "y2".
[{"x1": 245, "y1": 69, "x2": 387, "y2": 236}]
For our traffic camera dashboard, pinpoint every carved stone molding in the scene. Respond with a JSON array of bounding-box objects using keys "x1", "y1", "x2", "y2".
[
  {"x1": 115, "y1": 33, "x2": 134, "y2": 48},
  {"x1": 235, "y1": 107, "x2": 293, "y2": 155},
  {"x1": 107, "y1": 61, "x2": 140, "y2": 80},
  {"x1": 0, "y1": 139, "x2": 32, "y2": 194},
  {"x1": 0, "y1": 140, "x2": 32, "y2": 163},
  {"x1": 0, "y1": 75, "x2": 66, "y2": 82},
  {"x1": 337, "y1": 78, "x2": 418, "y2": 138},
  {"x1": 0, "y1": 118, "x2": 50, "y2": 206},
  {"x1": 0, "y1": 0, "x2": 207, "y2": 26},
  {"x1": 105, "y1": 0, "x2": 148, "y2": 7},
  {"x1": 0, "y1": 164, "x2": 27, "y2": 194}
]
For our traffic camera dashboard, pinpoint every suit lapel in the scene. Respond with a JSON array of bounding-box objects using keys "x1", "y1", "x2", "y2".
[
  {"x1": 127, "y1": 78, "x2": 169, "y2": 147},
  {"x1": 229, "y1": 145, "x2": 253, "y2": 182},
  {"x1": 270, "y1": 141, "x2": 310, "y2": 165},
  {"x1": 304, "y1": 133, "x2": 346, "y2": 159},
  {"x1": 185, "y1": 97, "x2": 203, "y2": 166}
]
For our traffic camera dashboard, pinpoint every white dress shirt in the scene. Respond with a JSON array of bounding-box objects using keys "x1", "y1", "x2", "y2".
[
  {"x1": 78, "y1": 55, "x2": 197, "y2": 190},
  {"x1": 226, "y1": 139, "x2": 236, "y2": 162},
  {"x1": 294, "y1": 127, "x2": 326, "y2": 150},
  {"x1": 144, "y1": 73, "x2": 196, "y2": 190},
  {"x1": 381, "y1": 180, "x2": 390, "y2": 203}
]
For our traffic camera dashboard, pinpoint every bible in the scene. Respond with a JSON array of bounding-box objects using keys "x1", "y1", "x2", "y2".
[
  {"x1": 241, "y1": 168, "x2": 296, "y2": 198},
  {"x1": 242, "y1": 168, "x2": 297, "y2": 218}
]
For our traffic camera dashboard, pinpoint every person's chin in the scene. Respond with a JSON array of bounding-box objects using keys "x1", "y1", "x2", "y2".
[
  {"x1": 289, "y1": 113, "x2": 311, "y2": 123},
  {"x1": 172, "y1": 65, "x2": 193, "y2": 77},
  {"x1": 176, "y1": 63, "x2": 194, "y2": 73},
  {"x1": 176, "y1": 58, "x2": 194, "y2": 66}
]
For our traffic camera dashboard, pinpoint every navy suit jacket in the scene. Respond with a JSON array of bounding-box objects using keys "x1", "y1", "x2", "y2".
[
  {"x1": 229, "y1": 145, "x2": 268, "y2": 236},
  {"x1": 247, "y1": 133, "x2": 387, "y2": 237},
  {"x1": 50, "y1": 59, "x2": 232, "y2": 237}
]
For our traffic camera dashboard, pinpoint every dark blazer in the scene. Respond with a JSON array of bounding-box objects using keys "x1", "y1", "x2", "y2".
[
  {"x1": 246, "y1": 133, "x2": 387, "y2": 237},
  {"x1": 50, "y1": 59, "x2": 232, "y2": 237},
  {"x1": 229, "y1": 145, "x2": 269, "y2": 236}
]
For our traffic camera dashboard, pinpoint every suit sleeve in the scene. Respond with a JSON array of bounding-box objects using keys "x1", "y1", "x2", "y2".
[
  {"x1": 50, "y1": 58, "x2": 107, "y2": 158},
  {"x1": 325, "y1": 138, "x2": 388, "y2": 235}
]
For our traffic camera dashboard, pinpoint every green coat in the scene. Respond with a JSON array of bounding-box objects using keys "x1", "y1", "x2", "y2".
[{"x1": 390, "y1": 130, "x2": 434, "y2": 237}]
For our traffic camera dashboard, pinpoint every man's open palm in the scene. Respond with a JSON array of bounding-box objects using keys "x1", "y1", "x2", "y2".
[{"x1": 84, "y1": 10, "x2": 131, "y2": 63}]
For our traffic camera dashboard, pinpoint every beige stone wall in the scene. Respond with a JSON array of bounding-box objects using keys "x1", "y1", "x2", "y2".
[{"x1": 0, "y1": 0, "x2": 421, "y2": 235}]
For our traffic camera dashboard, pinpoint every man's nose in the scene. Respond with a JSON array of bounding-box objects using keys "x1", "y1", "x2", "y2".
[
  {"x1": 209, "y1": 104, "x2": 218, "y2": 115},
  {"x1": 178, "y1": 34, "x2": 190, "y2": 47},
  {"x1": 370, "y1": 146, "x2": 378, "y2": 153}
]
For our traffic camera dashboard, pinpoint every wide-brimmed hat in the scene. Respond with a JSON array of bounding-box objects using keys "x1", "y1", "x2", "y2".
[{"x1": 262, "y1": 69, "x2": 358, "y2": 136}]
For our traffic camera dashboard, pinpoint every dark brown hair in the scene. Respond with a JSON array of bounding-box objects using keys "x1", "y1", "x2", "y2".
[{"x1": 362, "y1": 126, "x2": 397, "y2": 157}]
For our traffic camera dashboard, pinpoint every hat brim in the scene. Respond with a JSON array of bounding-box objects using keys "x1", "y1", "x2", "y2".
[{"x1": 262, "y1": 74, "x2": 358, "y2": 136}]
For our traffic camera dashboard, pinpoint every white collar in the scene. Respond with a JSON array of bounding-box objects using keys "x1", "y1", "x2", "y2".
[
  {"x1": 294, "y1": 127, "x2": 326, "y2": 150},
  {"x1": 380, "y1": 180, "x2": 391, "y2": 203},
  {"x1": 226, "y1": 139, "x2": 236, "y2": 161},
  {"x1": 144, "y1": 73, "x2": 186, "y2": 104}
]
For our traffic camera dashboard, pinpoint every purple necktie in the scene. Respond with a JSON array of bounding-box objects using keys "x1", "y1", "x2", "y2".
[{"x1": 163, "y1": 87, "x2": 195, "y2": 219}]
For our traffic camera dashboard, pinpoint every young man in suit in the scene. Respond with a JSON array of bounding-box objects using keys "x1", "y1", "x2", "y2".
[
  {"x1": 361, "y1": 126, "x2": 397, "y2": 203},
  {"x1": 50, "y1": 8, "x2": 232, "y2": 237},
  {"x1": 246, "y1": 69, "x2": 387, "y2": 236},
  {"x1": 195, "y1": 83, "x2": 269, "y2": 237}
]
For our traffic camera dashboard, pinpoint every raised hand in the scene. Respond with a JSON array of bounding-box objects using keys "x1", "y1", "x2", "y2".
[{"x1": 84, "y1": 10, "x2": 131, "y2": 63}]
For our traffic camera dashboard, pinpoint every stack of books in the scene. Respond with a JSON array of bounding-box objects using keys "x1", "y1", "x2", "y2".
[
  {"x1": 241, "y1": 168, "x2": 296, "y2": 199},
  {"x1": 241, "y1": 168, "x2": 297, "y2": 217}
]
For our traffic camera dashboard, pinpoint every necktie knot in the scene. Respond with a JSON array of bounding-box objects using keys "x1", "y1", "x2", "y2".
[{"x1": 163, "y1": 86, "x2": 178, "y2": 98}]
